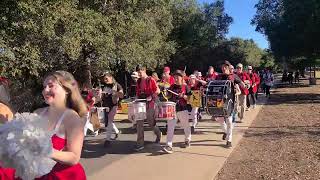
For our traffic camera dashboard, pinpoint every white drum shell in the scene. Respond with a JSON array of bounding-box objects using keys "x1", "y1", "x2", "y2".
[{"x1": 131, "y1": 102, "x2": 147, "y2": 121}]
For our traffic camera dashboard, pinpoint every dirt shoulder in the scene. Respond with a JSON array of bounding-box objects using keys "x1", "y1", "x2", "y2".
[{"x1": 216, "y1": 80, "x2": 320, "y2": 180}]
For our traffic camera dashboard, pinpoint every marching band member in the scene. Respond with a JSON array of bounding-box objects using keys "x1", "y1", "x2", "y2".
[
  {"x1": 135, "y1": 65, "x2": 162, "y2": 151},
  {"x1": 216, "y1": 62, "x2": 245, "y2": 148},
  {"x1": 100, "y1": 72, "x2": 124, "y2": 148},
  {"x1": 81, "y1": 84, "x2": 98, "y2": 136},
  {"x1": 129, "y1": 71, "x2": 139, "y2": 98},
  {"x1": 163, "y1": 70, "x2": 192, "y2": 154},
  {"x1": 235, "y1": 63, "x2": 251, "y2": 122},
  {"x1": 229, "y1": 65, "x2": 241, "y2": 123},
  {"x1": 247, "y1": 66, "x2": 260, "y2": 109},
  {"x1": 205, "y1": 66, "x2": 218, "y2": 81},
  {"x1": 129, "y1": 71, "x2": 139, "y2": 130},
  {"x1": 187, "y1": 74, "x2": 206, "y2": 133},
  {"x1": 161, "y1": 66, "x2": 175, "y2": 86}
]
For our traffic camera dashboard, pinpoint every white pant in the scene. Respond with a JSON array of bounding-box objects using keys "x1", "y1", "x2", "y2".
[
  {"x1": 218, "y1": 116, "x2": 234, "y2": 142},
  {"x1": 84, "y1": 112, "x2": 94, "y2": 135},
  {"x1": 190, "y1": 107, "x2": 199, "y2": 127},
  {"x1": 166, "y1": 110, "x2": 191, "y2": 147},
  {"x1": 106, "y1": 106, "x2": 120, "y2": 140}
]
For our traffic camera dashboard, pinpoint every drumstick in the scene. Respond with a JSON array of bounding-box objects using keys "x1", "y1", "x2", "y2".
[{"x1": 167, "y1": 89, "x2": 179, "y2": 96}]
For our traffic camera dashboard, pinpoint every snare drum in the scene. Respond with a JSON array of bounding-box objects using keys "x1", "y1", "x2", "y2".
[
  {"x1": 96, "y1": 107, "x2": 106, "y2": 120},
  {"x1": 155, "y1": 101, "x2": 176, "y2": 121},
  {"x1": 131, "y1": 101, "x2": 147, "y2": 121}
]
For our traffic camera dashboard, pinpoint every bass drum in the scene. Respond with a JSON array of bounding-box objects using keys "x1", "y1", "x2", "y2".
[
  {"x1": 0, "y1": 102, "x2": 13, "y2": 123},
  {"x1": 205, "y1": 80, "x2": 234, "y2": 117}
]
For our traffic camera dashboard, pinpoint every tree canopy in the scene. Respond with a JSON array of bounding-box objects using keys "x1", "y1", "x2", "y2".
[
  {"x1": 252, "y1": 0, "x2": 320, "y2": 68},
  {"x1": 0, "y1": 0, "x2": 272, "y2": 111}
]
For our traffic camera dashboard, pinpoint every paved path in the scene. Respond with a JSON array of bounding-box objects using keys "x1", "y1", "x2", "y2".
[{"x1": 80, "y1": 97, "x2": 266, "y2": 180}]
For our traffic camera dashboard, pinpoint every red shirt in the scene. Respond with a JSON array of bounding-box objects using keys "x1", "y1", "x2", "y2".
[
  {"x1": 136, "y1": 77, "x2": 158, "y2": 98},
  {"x1": 236, "y1": 72, "x2": 251, "y2": 95},
  {"x1": 161, "y1": 75, "x2": 175, "y2": 85},
  {"x1": 248, "y1": 73, "x2": 260, "y2": 93},
  {"x1": 205, "y1": 73, "x2": 218, "y2": 81}
]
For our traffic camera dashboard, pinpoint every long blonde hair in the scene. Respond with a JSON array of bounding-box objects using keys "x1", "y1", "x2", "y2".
[{"x1": 46, "y1": 71, "x2": 87, "y2": 118}]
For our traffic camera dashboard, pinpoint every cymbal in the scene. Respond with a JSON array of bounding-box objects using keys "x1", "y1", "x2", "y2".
[{"x1": 0, "y1": 102, "x2": 13, "y2": 123}]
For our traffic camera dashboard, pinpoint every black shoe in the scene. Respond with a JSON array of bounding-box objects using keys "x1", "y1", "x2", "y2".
[
  {"x1": 226, "y1": 141, "x2": 232, "y2": 148},
  {"x1": 191, "y1": 126, "x2": 195, "y2": 134},
  {"x1": 155, "y1": 132, "x2": 162, "y2": 144},
  {"x1": 222, "y1": 133, "x2": 227, "y2": 140},
  {"x1": 104, "y1": 140, "x2": 111, "y2": 148},
  {"x1": 134, "y1": 145, "x2": 144, "y2": 152}
]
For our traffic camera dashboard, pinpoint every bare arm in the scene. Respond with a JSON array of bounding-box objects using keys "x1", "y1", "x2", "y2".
[{"x1": 51, "y1": 110, "x2": 84, "y2": 165}]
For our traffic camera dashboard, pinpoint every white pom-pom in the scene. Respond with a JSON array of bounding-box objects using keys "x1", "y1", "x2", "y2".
[{"x1": 0, "y1": 113, "x2": 55, "y2": 180}]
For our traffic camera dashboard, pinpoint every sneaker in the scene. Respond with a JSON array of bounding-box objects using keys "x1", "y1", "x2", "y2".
[
  {"x1": 191, "y1": 126, "x2": 195, "y2": 134},
  {"x1": 155, "y1": 131, "x2": 162, "y2": 144},
  {"x1": 246, "y1": 107, "x2": 250, "y2": 111},
  {"x1": 134, "y1": 145, "x2": 144, "y2": 152},
  {"x1": 103, "y1": 140, "x2": 111, "y2": 148},
  {"x1": 226, "y1": 141, "x2": 232, "y2": 148},
  {"x1": 253, "y1": 104, "x2": 256, "y2": 109},
  {"x1": 182, "y1": 141, "x2": 191, "y2": 148},
  {"x1": 111, "y1": 133, "x2": 119, "y2": 140},
  {"x1": 222, "y1": 133, "x2": 227, "y2": 140},
  {"x1": 94, "y1": 130, "x2": 99, "y2": 137},
  {"x1": 162, "y1": 145, "x2": 173, "y2": 154}
]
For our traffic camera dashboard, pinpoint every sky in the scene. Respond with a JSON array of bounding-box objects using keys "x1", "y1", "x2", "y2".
[{"x1": 198, "y1": 0, "x2": 269, "y2": 49}]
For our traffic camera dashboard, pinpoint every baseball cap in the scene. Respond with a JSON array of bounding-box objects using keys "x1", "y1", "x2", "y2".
[{"x1": 248, "y1": 66, "x2": 253, "y2": 70}]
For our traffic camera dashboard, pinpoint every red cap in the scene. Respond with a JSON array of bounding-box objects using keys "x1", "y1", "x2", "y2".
[{"x1": 163, "y1": 66, "x2": 170, "y2": 73}]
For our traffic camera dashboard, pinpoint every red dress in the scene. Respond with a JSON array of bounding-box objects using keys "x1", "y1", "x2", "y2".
[{"x1": 0, "y1": 112, "x2": 86, "y2": 180}]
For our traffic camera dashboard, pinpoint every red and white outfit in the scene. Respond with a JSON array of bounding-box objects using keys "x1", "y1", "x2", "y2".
[
  {"x1": 0, "y1": 110, "x2": 86, "y2": 180},
  {"x1": 236, "y1": 72, "x2": 251, "y2": 120}
]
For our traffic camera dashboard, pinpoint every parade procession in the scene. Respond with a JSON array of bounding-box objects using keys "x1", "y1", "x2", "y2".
[
  {"x1": 83, "y1": 62, "x2": 268, "y2": 152},
  {"x1": 0, "y1": 61, "x2": 273, "y2": 179}
]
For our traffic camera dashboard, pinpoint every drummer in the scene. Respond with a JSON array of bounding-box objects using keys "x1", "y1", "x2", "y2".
[
  {"x1": 135, "y1": 65, "x2": 162, "y2": 151},
  {"x1": 128, "y1": 71, "x2": 139, "y2": 130},
  {"x1": 128, "y1": 71, "x2": 139, "y2": 98},
  {"x1": 100, "y1": 72, "x2": 124, "y2": 148},
  {"x1": 215, "y1": 61, "x2": 245, "y2": 148},
  {"x1": 187, "y1": 74, "x2": 206, "y2": 133},
  {"x1": 162, "y1": 70, "x2": 192, "y2": 154}
]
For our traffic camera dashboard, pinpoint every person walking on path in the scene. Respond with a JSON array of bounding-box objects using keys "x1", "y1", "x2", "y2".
[
  {"x1": 100, "y1": 72, "x2": 124, "y2": 147},
  {"x1": 235, "y1": 63, "x2": 251, "y2": 122},
  {"x1": 247, "y1": 66, "x2": 260, "y2": 109},
  {"x1": 215, "y1": 61, "x2": 245, "y2": 148},
  {"x1": 263, "y1": 68, "x2": 274, "y2": 98},
  {"x1": 162, "y1": 70, "x2": 192, "y2": 154},
  {"x1": 135, "y1": 65, "x2": 162, "y2": 151}
]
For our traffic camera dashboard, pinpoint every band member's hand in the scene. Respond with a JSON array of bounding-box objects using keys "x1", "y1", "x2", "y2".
[{"x1": 146, "y1": 96, "x2": 152, "y2": 101}]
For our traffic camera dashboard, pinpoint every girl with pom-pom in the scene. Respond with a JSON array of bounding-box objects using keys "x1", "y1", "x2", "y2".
[{"x1": 0, "y1": 70, "x2": 87, "y2": 180}]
